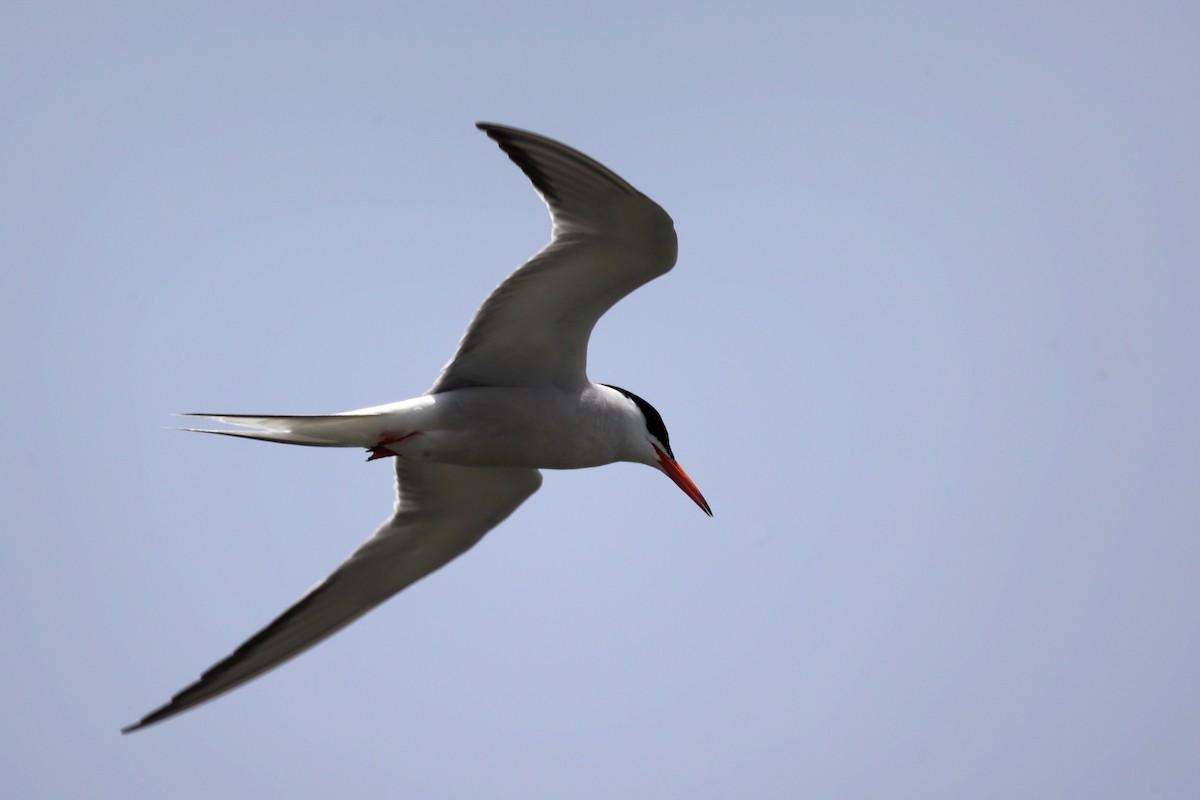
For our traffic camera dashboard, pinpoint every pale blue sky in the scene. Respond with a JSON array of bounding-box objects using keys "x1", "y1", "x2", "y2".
[{"x1": 3, "y1": 2, "x2": 1198, "y2": 798}]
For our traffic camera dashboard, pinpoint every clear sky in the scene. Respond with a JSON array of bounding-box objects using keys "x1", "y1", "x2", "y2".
[{"x1": 3, "y1": 2, "x2": 1197, "y2": 798}]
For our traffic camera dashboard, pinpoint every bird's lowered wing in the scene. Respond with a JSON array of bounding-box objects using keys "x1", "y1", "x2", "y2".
[{"x1": 123, "y1": 461, "x2": 542, "y2": 732}]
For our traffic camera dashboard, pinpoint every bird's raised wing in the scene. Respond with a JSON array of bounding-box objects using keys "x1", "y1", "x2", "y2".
[
  {"x1": 122, "y1": 462, "x2": 542, "y2": 733},
  {"x1": 429, "y1": 123, "x2": 678, "y2": 393}
]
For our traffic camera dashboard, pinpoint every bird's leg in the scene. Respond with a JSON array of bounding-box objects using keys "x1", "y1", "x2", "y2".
[{"x1": 366, "y1": 431, "x2": 420, "y2": 461}]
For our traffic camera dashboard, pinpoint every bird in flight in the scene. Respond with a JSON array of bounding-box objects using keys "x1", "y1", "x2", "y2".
[{"x1": 123, "y1": 123, "x2": 711, "y2": 733}]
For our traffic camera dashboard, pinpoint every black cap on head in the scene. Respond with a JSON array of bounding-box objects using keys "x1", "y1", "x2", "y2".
[{"x1": 602, "y1": 384, "x2": 674, "y2": 460}]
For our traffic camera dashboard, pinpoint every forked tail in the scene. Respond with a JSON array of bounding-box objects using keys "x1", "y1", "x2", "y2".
[{"x1": 177, "y1": 413, "x2": 390, "y2": 448}]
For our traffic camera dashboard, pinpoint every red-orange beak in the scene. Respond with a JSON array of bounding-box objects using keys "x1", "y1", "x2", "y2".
[{"x1": 654, "y1": 446, "x2": 712, "y2": 516}]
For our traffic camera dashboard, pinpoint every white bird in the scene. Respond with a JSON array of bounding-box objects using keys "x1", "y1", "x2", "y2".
[{"x1": 123, "y1": 123, "x2": 710, "y2": 733}]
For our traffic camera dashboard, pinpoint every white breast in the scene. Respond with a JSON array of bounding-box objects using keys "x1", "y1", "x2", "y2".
[{"x1": 362, "y1": 385, "x2": 643, "y2": 470}]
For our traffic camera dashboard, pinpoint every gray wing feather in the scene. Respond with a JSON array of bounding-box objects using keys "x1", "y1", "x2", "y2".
[
  {"x1": 430, "y1": 124, "x2": 677, "y2": 393},
  {"x1": 123, "y1": 462, "x2": 541, "y2": 732}
]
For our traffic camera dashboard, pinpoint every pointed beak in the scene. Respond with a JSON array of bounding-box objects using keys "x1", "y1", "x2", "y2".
[{"x1": 654, "y1": 446, "x2": 712, "y2": 516}]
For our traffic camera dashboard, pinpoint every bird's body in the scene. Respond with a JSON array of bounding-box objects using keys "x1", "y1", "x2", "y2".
[
  {"x1": 191, "y1": 384, "x2": 661, "y2": 470},
  {"x1": 124, "y1": 123, "x2": 710, "y2": 733}
]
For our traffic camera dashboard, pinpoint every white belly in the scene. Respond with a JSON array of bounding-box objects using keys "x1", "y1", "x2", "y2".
[{"x1": 356, "y1": 386, "x2": 628, "y2": 470}]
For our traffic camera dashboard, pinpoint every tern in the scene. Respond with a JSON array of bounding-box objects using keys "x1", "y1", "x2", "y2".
[{"x1": 123, "y1": 123, "x2": 710, "y2": 733}]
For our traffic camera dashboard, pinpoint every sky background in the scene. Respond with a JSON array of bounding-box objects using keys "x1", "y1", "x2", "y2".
[{"x1": 3, "y1": 2, "x2": 1198, "y2": 798}]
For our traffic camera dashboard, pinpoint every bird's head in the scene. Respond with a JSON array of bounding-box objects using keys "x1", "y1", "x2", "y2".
[{"x1": 602, "y1": 384, "x2": 712, "y2": 516}]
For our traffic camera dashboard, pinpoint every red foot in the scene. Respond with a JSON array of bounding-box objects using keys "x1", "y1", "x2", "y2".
[{"x1": 366, "y1": 431, "x2": 420, "y2": 461}]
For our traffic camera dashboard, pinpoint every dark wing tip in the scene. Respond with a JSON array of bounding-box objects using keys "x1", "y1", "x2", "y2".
[
  {"x1": 121, "y1": 707, "x2": 170, "y2": 734},
  {"x1": 119, "y1": 573, "x2": 350, "y2": 734},
  {"x1": 120, "y1": 692, "x2": 195, "y2": 734},
  {"x1": 474, "y1": 122, "x2": 643, "y2": 205},
  {"x1": 476, "y1": 122, "x2": 561, "y2": 202}
]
